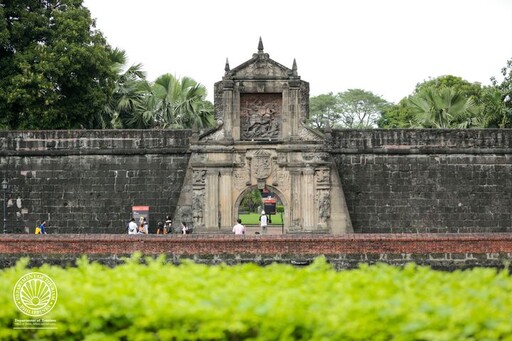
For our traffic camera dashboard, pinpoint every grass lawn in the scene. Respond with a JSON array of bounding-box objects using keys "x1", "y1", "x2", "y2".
[{"x1": 238, "y1": 213, "x2": 283, "y2": 225}]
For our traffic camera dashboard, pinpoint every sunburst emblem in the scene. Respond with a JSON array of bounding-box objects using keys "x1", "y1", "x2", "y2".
[{"x1": 13, "y1": 272, "x2": 58, "y2": 317}]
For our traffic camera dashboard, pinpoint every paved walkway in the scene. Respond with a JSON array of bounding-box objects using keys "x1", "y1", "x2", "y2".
[{"x1": 244, "y1": 225, "x2": 285, "y2": 235}]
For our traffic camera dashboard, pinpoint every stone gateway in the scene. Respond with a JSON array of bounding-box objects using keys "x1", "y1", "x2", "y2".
[{"x1": 174, "y1": 38, "x2": 353, "y2": 234}]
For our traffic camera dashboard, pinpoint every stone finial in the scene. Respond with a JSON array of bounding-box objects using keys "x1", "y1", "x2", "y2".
[
  {"x1": 258, "y1": 37, "x2": 264, "y2": 53},
  {"x1": 224, "y1": 58, "x2": 230, "y2": 73},
  {"x1": 292, "y1": 58, "x2": 298, "y2": 76}
]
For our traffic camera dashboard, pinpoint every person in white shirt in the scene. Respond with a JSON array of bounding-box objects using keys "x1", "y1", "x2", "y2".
[
  {"x1": 259, "y1": 211, "x2": 268, "y2": 234},
  {"x1": 181, "y1": 222, "x2": 189, "y2": 234},
  {"x1": 127, "y1": 218, "x2": 138, "y2": 234},
  {"x1": 232, "y1": 218, "x2": 245, "y2": 235}
]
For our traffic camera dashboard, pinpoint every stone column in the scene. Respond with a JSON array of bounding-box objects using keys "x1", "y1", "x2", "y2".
[
  {"x1": 222, "y1": 80, "x2": 234, "y2": 141},
  {"x1": 302, "y1": 168, "x2": 315, "y2": 230},
  {"x1": 204, "y1": 170, "x2": 219, "y2": 230},
  {"x1": 232, "y1": 85, "x2": 241, "y2": 141},
  {"x1": 288, "y1": 83, "x2": 300, "y2": 138},
  {"x1": 219, "y1": 168, "x2": 233, "y2": 230},
  {"x1": 281, "y1": 86, "x2": 290, "y2": 139},
  {"x1": 289, "y1": 169, "x2": 302, "y2": 229}
]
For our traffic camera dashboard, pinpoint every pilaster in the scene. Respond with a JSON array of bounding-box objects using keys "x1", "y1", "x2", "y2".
[{"x1": 204, "y1": 170, "x2": 219, "y2": 230}]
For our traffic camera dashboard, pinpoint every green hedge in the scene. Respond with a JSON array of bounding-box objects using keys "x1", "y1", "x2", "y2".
[{"x1": 1, "y1": 256, "x2": 512, "y2": 340}]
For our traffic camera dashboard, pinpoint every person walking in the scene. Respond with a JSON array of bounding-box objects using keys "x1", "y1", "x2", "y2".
[
  {"x1": 39, "y1": 220, "x2": 48, "y2": 234},
  {"x1": 181, "y1": 222, "x2": 189, "y2": 234},
  {"x1": 259, "y1": 210, "x2": 268, "y2": 234},
  {"x1": 164, "y1": 216, "x2": 172, "y2": 234},
  {"x1": 36, "y1": 220, "x2": 48, "y2": 234},
  {"x1": 127, "y1": 218, "x2": 138, "y2": 234},
  {"x1": 232, "y1": 218, "x2": 245, "y2": 235}
]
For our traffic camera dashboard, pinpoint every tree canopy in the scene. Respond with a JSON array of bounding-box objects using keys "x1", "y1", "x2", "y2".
[
  {"x1": 0, "y1": 0, "x2": 116, "y2": 130},
  {"x1": 308, "y1": 89, "x2": 390, "y2": 129},
  {"x1": 379, "y1": 75, "x2": 485, "y2": 128},
  {"x1": 489, "y1": 58, "x2": 512, "y2": 127},
  {"x1": 0, "y1": 0, "x2": 213, "y2": 130},
  {"x1": 1, "y1": 1, "x2": 511, "y2": 131}
]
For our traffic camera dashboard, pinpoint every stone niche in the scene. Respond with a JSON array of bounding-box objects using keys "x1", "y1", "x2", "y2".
[{"x1": 175, "y1": 39, "x2": 352, "y2": 235}]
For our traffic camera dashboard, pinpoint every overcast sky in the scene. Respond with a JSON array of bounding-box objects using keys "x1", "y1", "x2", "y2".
[{"x1": 83, "y1": 0, "x2": 512, "y2": 103}]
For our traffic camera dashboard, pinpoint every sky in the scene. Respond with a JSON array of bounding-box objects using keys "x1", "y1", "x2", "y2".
[{"x1": 83, "y1": 0, "x2": 512, "y2": 104}]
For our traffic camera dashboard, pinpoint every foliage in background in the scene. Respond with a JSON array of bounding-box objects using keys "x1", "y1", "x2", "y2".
[
  {"x1": 407, "y1": 87, "x2": 480, "y2": 128},
  {"x1": 308, "y1": 89, "x2": 390, "y2": 129},
  {"x1": 149, "y1": 74, "x2": 214, "y2": 129},
  {"x1": 490, "y1": 58, "x2": 512, "y2": 127},
  {"x1": 239, "y1": 188, "x2": 263, "y2": 213},
  {"x1": 0, "y1": 0, "x2": 116, "y2": 130},
  {"x1": 1, "y1": 256, "x2": 512, "y2": 340},
  {"x1": 102, "y1": 48, "x2": 148, "y2": 129},
  {"x1": 336, "y1": 89, "x2": 391, "y2": 128},
  {"x1": 1, "y1": 0, "x2": 510, "y2": 131},
  {"x1": 0, "y1": 1, "x2": 214, "y2": 131},
  {"x1": 102, "y1": 52, "x2": 214, "y2": 129},
  {"x1": 379, "y1": 76, "x2": 483, "y2": 128},
  {"x1": 378, "y1": 74, "x2": 512, "y2": 129},
  {"x1": 307, "y1": 93, "x2": 339, "y2": 129}
]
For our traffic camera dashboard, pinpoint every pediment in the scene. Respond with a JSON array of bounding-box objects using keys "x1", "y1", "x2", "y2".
[
  {"x1": 227, "y1": 54, "x2": 292, "y2": 80},
  {"x1": 223, "y1": 38, "x2": 297, "y2": 81}
]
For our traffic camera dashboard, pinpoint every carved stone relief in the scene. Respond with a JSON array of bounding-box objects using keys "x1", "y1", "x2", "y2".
[
  {"x1": 251, "y1": 149, "x2": 272, "y2": 180},
  {"x1": 192, "y1": 189, "x2": 205, "y2": 227},
  {"x1": 316, "y1": 189, "x2": 330, "y2": 225},
  {"x1": 315, "y1": 168, "x2": 330, "y2": 186},
  {"x1": 193, "y1": 170, "x2": 207, "y2": 186},
  {"x1": 240, "y1": 93, "x2": 282, "y2": 140},
  {"x1": 233, "y1": 169, "x2": 248, "y2": 191}
]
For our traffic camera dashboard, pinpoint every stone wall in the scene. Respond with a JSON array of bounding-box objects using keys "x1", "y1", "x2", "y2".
[
  {"x1": 330, "y1": 129, "x2": 512, "y2": 233},
  {"x1": 1, "y1": 234, "x2": 511, "y2": 270},
  {"x1": 0, "y1": 130, "x2": 192, "y2": 233},
  {"x1": 2, "y1": 129, "x2": 512, "y2": 234}
]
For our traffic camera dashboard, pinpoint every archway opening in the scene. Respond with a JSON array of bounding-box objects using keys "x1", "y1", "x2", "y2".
[{"x1": 235, "y1": 185, "x2": 286, "y2": 235}]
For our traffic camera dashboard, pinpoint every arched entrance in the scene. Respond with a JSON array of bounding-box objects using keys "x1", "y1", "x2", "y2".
[
  {"x1": 234, "y1": 185, "x2": 289, "y2": 234},
  {"x1": 173, "y1": 40, "x2": 353, "y2": 235}
]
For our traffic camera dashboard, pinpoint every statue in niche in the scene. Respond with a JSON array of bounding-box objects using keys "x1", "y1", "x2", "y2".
[
  {"x1": 241, "y1": 96, "x2": 281, "y2": 140},
  {"x1": 317, "y1": 190, "x2": 330, "y2": 223},
  {"x1": 192, "y1": 190, "x2": 204, "y2": 227}
]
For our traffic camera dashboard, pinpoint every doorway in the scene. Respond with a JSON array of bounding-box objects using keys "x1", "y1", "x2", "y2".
[{"x1": 235, "y1": 185, "x2": 287, "y2": 235}]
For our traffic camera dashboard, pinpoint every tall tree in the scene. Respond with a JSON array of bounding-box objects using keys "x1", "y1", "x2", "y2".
[
  {"x1": 0, "y1": 0, "x2": 116, "y2": 129},
  {"x1": 489, "y1": 58, "x2": 512, "y2": 127},
  {"x1": 103, "y1": 48, "x2": 148, "y2": 129},
  {"x1": 408, "y1": 87, "x2": 480, "y2": 128},
  {"x1": 336, "y1": 89, "x2": 391, "y2": 128},
  {"x1": 379, "y1": 75, "x2": 485, "y2": 128},
  {"x1": 149, "y1": 74, "x2": 213, "y2": 129},
  {"x1": 414, "y1": 75, "x2": 483, "y2": 100},
  {"x1": 308, "y1": 90, "x2": 390, "y2": 129},
  {"x1": 377, "y1": 98, "x2": 415, "y2": 128},
  {"x1": 308, "y1": 93, "x2": 339, "y2": 129}
]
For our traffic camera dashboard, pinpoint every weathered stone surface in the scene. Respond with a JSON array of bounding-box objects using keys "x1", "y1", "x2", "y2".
[
  {"x1": 330, "y1": 129, "x2": 512, "y2": 233},
  {"x1": 0, "y1": 130, "x2": 192, "y2": 233}
]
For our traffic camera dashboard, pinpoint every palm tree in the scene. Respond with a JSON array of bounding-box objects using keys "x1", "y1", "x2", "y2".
[
  {"x1": 480, "y1": 87, "x2": 511, "y2": 128},
  {"x1": 104, "y1": 48, "x2": 149, "y2": 128},
  {"x1": 408, "y1": 87, "x2": 480, "y2": 128},
  {"x1": 151, "y1": 74, "x2": 214, "y2": 129}
]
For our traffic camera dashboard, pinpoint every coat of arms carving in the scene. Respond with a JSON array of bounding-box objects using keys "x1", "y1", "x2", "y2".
[{"x1": 252, "y1": 150, "x2": 272, "y2": 179}]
